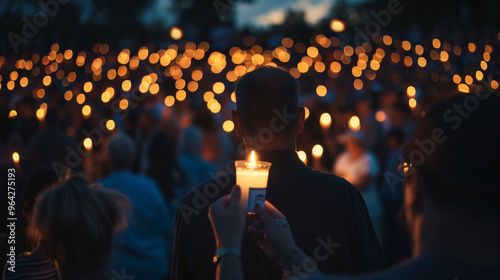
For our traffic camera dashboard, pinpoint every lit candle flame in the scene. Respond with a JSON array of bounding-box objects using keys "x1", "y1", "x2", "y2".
[{"x1": 249, "y1": 150, "x2": 257, "y2": 168}]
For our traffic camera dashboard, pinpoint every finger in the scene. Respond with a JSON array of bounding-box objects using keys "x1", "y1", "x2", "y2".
[
  {"x1": 229, "y1": 185, "x2": 241, "y2": 209},
  {"x1": 253, "y1": 219, "x2": 263, "y2": 229},
  {"x1": 255, "y1": 203, "x2": 275, "y2": 226},
  {"x1": 264, "y1": 201, "x2": 287, "y2": 220}
]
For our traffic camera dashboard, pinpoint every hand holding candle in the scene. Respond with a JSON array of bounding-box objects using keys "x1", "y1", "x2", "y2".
[{"x1": 235, "y1": 151, "x2": 272, "y2": 213}]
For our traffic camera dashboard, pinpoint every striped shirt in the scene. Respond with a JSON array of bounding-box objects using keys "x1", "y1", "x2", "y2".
[{"x1": 3, "y1": 247, "x2": 59, "y2": 280}]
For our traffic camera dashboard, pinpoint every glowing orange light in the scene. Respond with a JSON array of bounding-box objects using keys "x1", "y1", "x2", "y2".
[
  {"x1": 297, "y1": 151, "x2": 307, "y2": 164},
  {"x1": 222, "y1": 120, "x2": 234, "y2": 132},
  {"x1": 170, "y1": 27, "x2": 183, "y2": 40},
  {"x1": 316, "y1": 85, "x2": 327, "y2": 97},
  {"x1": 12, "y1": 152, "x2": 20, "y2": 163},
  {"x1": 106, "y1": 120, "x2": 115, "y2": 131},
  {"x1": 330, "y1": 19, "x2": 345, "y2": 32},
  {"x1": 83, "y1": 138, "x2": 92, "y2": 150},
  {"x1": 348, "y1": 116, "x2": 360, "y2": 131},
  {"x1": 458, "y1": 83, "x2": 469, "y2": 93},
  {"x1": 164, "y1": 96, "x2": 175, "y2": 107},
  {"x1": 375, "y1": 111, "x2": 386, "y2": 122},
  {"x1": 320, "y1": 113, "x2": 332, "y2": 128},
  {"x1": 407, "y1": 86, "x2": 416, "y2": 97},
  {"x1": 408, "y1": 98, "x2": 417, "y2": 109},
  {"x1": 9, "y1": 110, "x2": 17, "y2": 119},
  {"x1": 312, "y1": 145, "x2": 323, "y2": 158}
]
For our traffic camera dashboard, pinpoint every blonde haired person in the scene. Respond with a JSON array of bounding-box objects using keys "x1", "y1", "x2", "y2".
[{"x1": 32, "y1": 174, "x2": 129, "y2": 280}]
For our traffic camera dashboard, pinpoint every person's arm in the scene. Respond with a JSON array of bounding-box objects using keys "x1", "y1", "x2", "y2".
[{"x1": 208, "y1": 186, "x2": 246, "y2": 280}]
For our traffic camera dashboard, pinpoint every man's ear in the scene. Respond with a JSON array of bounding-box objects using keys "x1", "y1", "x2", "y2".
[
  {"x1": 296, "y1": 107, "x2": 305, "y2": 135},
  {"x1": 231, "y1": 110, "x2": 244, "y2": 139}
]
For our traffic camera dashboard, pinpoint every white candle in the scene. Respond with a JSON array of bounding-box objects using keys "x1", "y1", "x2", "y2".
[{"x1": 235, "y1": 151, "x2": 271, "y2": 213}]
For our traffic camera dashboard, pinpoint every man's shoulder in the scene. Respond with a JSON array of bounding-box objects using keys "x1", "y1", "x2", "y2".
[
  {"x1": 181, "y1": 172, "x2": 235, "y2": 204},
  {"x1": 299, "y1": 166, "x2": 358, "y2": 193}
]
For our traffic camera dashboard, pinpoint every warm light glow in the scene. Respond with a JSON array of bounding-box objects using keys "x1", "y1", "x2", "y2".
[
  {"x1": 82, "y1": 105, "x2": 91, "y2": 117},
  {"x1": 204, "y1": 91, "x2": 214, "y2": 102},
  {"x1": 37, "y1": 88, "x2": 45, "y2": 98},
  {"x1": 468, "y1": 43, "x2": 476, "y2": 52},
  {"x1": 43, "y1": 75, "x2": 51, "y2": 86},
  {"x1": 170, "y1": 27, "x2": 183, "y2": 40},
  {"x1": 222, "y1": 120, "x2": 234, "y2": 132},
  {"x1": 312, "y1": 144, "x2": 323, "y2": 158},
  {"x1": 36, "y1": 109, "x2": 45, "y2": 121},
  {"x1": 408, "y1": 98, "x2": 417, "y2": 109},
  {"x1": 353, "y1": 79, "x2": 363, "y2": 90},
  {"x1": 76, "y1": 93, "x2": 85, "y2": 104},
  {"x1": 330, "y1": 61, "x2": 341, "y2": 73},
  {"x1": 320, "y1": 113, "x2": 332, "y2": 128},
  {"x1": 297, "y1": 150, "x2": 307, "y2": 164},
  {"x1": 375, "y1": 111, "x2": 386, "y2": 122},
  {"x1": 106, "y1": 120, "x2": 115, "y2": 131},
  {"x1": 150, "y1": 83, "x2": 160, "y2": 94},
  {"x1": 12, "y1": 152, "x2": 20, "y2": 163},
  {"x1": 465, "y1": 75, "x2": 473, "y2": 85},
  {"x1": 304, "y1": 107, "x2": 310, "y2": 120},
  {"x1": 101, "y1": 91, "x2": 111, "y2": 103},
  {"x1": 330, "y1": 19, "x2": 345, "y2": 32},
  {"x1": 119, "y1": 99, "x2": 129, "y2": 110},
  {"x1": 122, "y1": 80, "x2": 132, "y2": 91},
  {"x1": 383, "y1": 35, "x2": 392, "y2": 46},
  {"x1": 348, "y1": 116, "x2": 360, "y2": 131},
  {"x1": 491, "y1": 80, "x2": 499, "y2": 90},
  {"x1": 64, "y1": 90, "x2": 73, "y2": 101},
  {"x1": 417, "y1": 57, "x2": 427, "y2": 67},
  {"x1": 83, "y1": 138, "x2": 92, "y2": 150},
  {"x1": 213, "y1": 82, "x2": 225, "y2": 94},
  {"x1": 8, "y1": 110, "x2": 17, "y2": 118},
  {"x1": 480, "y1": 61, "x2": 487, "y2": 71},
  {"x1": 164, "y1": 96, "x2": 175, "y2": 107},
  {"x1": 83, "y1": 81, "x2": 93, "y2": 93},
  {"x1": 475, "y1": 70, "x2": 483, "y2": 81},
  {"x1": 249, "y1": 150, "x2": 257, "y2": 166},
  {"x1": 176, "y1": 90, "x2": 187, "y2": 101},
  {"x1": 432, "y1": 39, "x2": 441, "y2": 49},
  {"x1": 407, "y1": 86, "x2": 416, "y2": 97},
  {"x1": 458, "y1": 83, "x2": 469, "y2": 93},
  {"x1": 316, "y1": 85, "x2": 327, "y2": 97}
]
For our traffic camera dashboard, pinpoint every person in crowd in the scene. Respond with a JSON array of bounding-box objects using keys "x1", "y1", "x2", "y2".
[
  {"x1": 99, "y1": 133, "x2": 172, "y2": 280},
  {"x1": 21, "y1": 109, "x2": 78, "y2": 176},
  {"x1": 171, "y1": 67, "x2": 387, "y2": 280},
  {"x1": 146, "y1": 130, "x2": 188, "y2": 205},
  {"x1": 3, "y1": 166, "x2": 69, "y2": 280},
  {"x1": 178, "y1": 125, "x2": 214, "y2": 191},
  {"x1": 333, "y1": 130, "x2": 383, "y2": 242},
  {"x1": 355, "y1": 95, "x2": 382, "y2": 149},
  {"x1": 380, "y1": 129, "x2": 410, "y2": 265},
  {"x1": 208, "y1": 92, "x2": 500, "y2": 280},
  {"x1": 32, "y1": 174, "x2": 128, "y2": 280},
  {"x1": 388, "y1": 102, "x2": 416, "y2": 141}
]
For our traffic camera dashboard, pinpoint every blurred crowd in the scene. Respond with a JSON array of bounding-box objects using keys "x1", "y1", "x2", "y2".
[{"x1": 1, "y1": 19, "x2": 499, "y2": 278}]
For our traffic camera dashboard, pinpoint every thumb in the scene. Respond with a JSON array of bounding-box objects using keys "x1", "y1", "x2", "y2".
[
  {"x1": 229, "y1": 185, "x2": 241, "y2": 208},
  {"x1": 255, "y1": 203, "x2": 275, "y2": 226}
]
